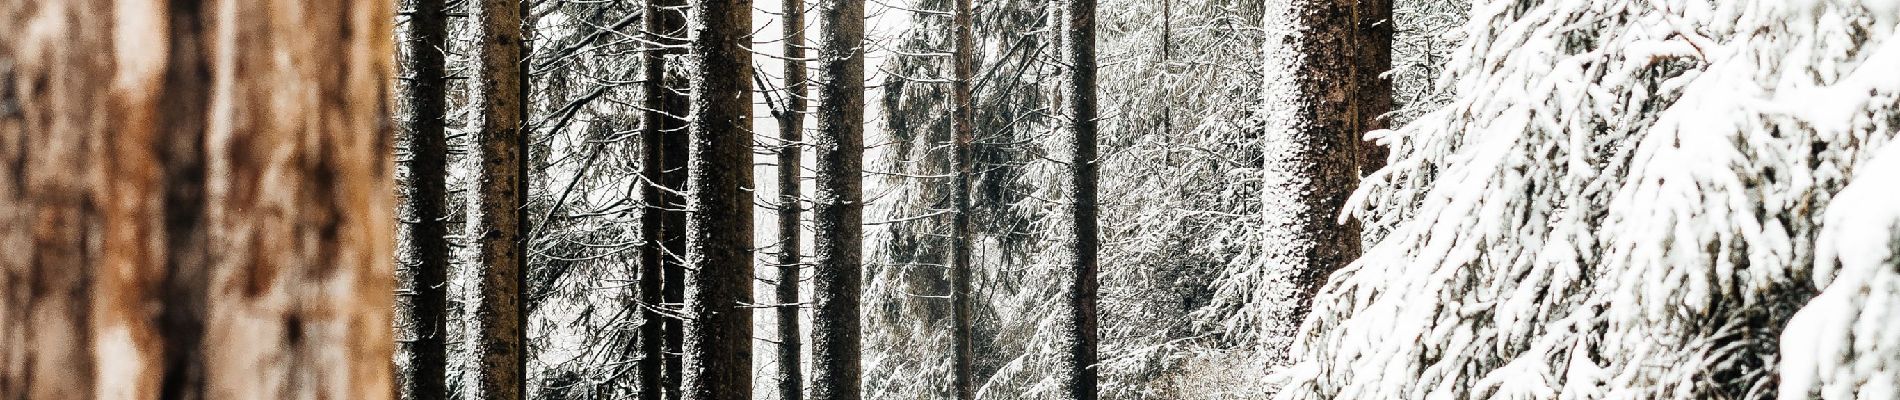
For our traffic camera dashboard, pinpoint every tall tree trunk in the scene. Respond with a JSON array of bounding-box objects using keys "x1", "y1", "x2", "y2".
[
  {"x1": 0, "y1": 0, "x2": 395, "y2": 398},
  {"x1": 948, "y1": 0, "x2": 978, "y2": 397},
  {"x1": 655, "y1": 0, "x2": 691, "y2": 397},
  {"x1": 466, "y1": 0, "x2": 527, "y2": 395},
  {"x1": 1257, "y1": 0, "x2": 1365, "y2": 360},
  {"x1": 1062, "y1": 0, "x2": 1101, "y2": 398},
  {"x1": 1355, "y1": 0, "x2": 1393, "y2": 172},
  {"x1": 681, "y1": 0, "x2": 755, "y2": 396},
  {"x1": 809, "y1": 0, "x2": 865, "y2": 397},
  {"x1": 396, "y1": 0, "x2": 453, "y2": 396},
  {"x1": 776, "y1": 0, "x2": 809, "y2": 398},
  {"x1": 636, "y1": 0, "x2": 678, "y2": 398}
]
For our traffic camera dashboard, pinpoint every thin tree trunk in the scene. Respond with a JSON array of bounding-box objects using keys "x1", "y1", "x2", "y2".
[
  {"x1": 1257, "y1": 0, "x2": 1364, "y2": 360},
  {"x1": 396, "y1": 0, "x2": 453, "y2": 396},
  {"x1": 776, "y1": 0, "x2": 810, "y2": 398},
  {"x1": 1355, "y1": 0, "x2": 1393, "y2": 171},
  {"x1": 636, "y1": 0, "x2": 675, "y2": 398},
  {"x1": 808, "y1": 0, "x2": 865, "y2": 397},
  {"x1": 0, "y1": 0, "x2": 395, "y2": 398},
  {"x1": 681, "y1": 0, "x2": 755, "y2": 396},
  {"x1": 948, "y1": 0, "x2": 978, "y2": 397},
  {"x1": 467, "y1": 0, "x2": 528, "y2": 394},
  {"x1": 1062, "y1": 0, "x2": 1101, "y2": 398},
  {"x1": 655, "y1": 0, "x2": 691, "y2": 397}
]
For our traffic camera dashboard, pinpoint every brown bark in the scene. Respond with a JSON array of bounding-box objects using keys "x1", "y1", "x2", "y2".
[
  {"x1": 636, "y1": 0, "x2": 676, "y2": 398},
  {"x1": 397, "y1": 0, "x2": 453, "y2": 396},
  {"x1": 1062, "y1": 0, "x2": 1101, "y2": 398},
  {"x1": 652, "y1": 0, "x2": 692, "y2": 397},
  {"x1": 776, "y1": 0, "x2": 809, "y2": 399},
  {"x1": 465, "y1": 0, "x2": 527, "y2": 395},
  {"x1": 1355, "y1": 0, "x2": 1394, "y2": 171},
  {"x1": 0, "y1": 0, "x2": 395, "y2": 398},
  {"x1": 808, "y1": 0, "x2": 865, "y2": 397},
  {"x1": 949, "y1": 0, "x2": 978, "y2": 398},
  {"x1": 681, "y1": 0, "x2": 755, "y2": 396}
]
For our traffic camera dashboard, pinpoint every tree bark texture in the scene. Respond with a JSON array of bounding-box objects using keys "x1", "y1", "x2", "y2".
[
  {"x1": 396, "y1": 0, "x2": 453, "y2": 396},
  {"x1": 776, "y1": 0, "x2": 809, "y2": 399},
  {"x1": 465, "y1": 0, "x2": 527, "y2": 395},
  {"x1": 0, "y1": 0, "x2": 395, "y2": 398},
  {"x1": 949, "y1": 0, "x2": 978, "y2": 398},
  {"x1": 1355, "y1": 0, "x2": 1393, "y2": 172},
  {"x1": 636, "y1": 0, "x2": 677, "y2": 398},
  {"x1": 1062, "y1": 0, "x2": 1101, "y2": 398},
  {"x1": 681, "y1": 0, "x2": 755, "y2": 396},
  {"x1": 809, "y1": 0, "x2": 865, "y2": 398}
]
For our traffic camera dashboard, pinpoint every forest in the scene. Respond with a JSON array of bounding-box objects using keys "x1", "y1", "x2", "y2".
[{"x1": 3, "y1": 0, "x2": 1899, "y2": 399}]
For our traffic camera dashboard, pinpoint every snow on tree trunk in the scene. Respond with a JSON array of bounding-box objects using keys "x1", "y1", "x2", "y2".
[
  {"x1": 0, "y1": 0, "x2": 395, "y2": 397},
  {"x1": 681, "y1": 0, "x2": 755, "y2": 395},
  {"x1": 1275, "y1": 1, "x2": 1900, "y2": 399},
  {"x1": 810, "y1": 0, "x2": 867, "y2": 397},
  {"x1": 395, "y1": 0, "x2": 453, "y2": 395},
  {"x1": 464, "y1": 0, "x2": 528, "y2": 394},
  {"x1": 776, "y1": 0, "x2": 809, "y2": 398}
]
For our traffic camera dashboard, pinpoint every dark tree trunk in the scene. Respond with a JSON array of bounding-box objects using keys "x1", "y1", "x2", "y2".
[
  {"x1": 654, "y1": 0, "x2": 692, "y2": 397},
  {"x1": 1062, "y1": 0, "x2": 1101, "y2": 398},
  {"x1": 681, "y1": 0, "x2": 756, "y2": 396},
  {"x1": 0, "y1": 0, "x2": 395, "y2": 397},
  {"x1": 776, "y1": 0, "x2": 810, "y2": 399},
  {"x1": 466, "y1": 0, "x2": 527, "y2": 395},
  {"x1": 636, "y1": 0, "x2": 681, "y2": 398},
  {"x1": 396, "y1": 0, "x2": 453, "y2": 396},
  {"x1": 808, "y1": 0, "x2": 865, "y2": 397},
  {"x1": 949, "y1": 0, "x2": 977, "y2": 397},
  {"x1": 1258, "y1": 0, "x2": 1366, "y2": 359},
  {"x1": 1356, "y1": 0, "x2": 1394, "y2": 171}
]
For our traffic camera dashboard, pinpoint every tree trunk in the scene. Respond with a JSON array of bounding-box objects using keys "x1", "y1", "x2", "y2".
[
  {"x1": 1355, "y1": 0, "x2": 1393, "y2": 172},
  {"x1": 948, "y1": 0, "x2": 978, "y2": 397},
  {"x1": 681, "y1": 0, "x2": 755, "y2": 396},
  {"x1": 466, "y1": 0, "x2": 527, "y2": 395},
  {"x1": 654, "y1": 0, "x2": 691, "y2": 397},
  {"x1": 1062, "y1": 0, "x2": 1101, "y2": 398},
  {"x1": 776, "y1": 0, "x2": 809, "y2": 398},
  {"x1": 0, "y1": 0, "x2": 395, "y2": 398},
  {"x1": 1257, "y1": 0, "x2": 1365, "y2": 359},
  {"x1": 397, "y1": 0, "x2": 452, "y2": 396},
  {"x1": 636, "y1": 0, "x2": 679, "y2": 398},
  {"x1": 809, "y1": 0, "x2": 865, "y2": 397}
]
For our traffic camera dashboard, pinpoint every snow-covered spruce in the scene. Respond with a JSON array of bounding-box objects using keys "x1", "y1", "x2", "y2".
[{"x1": 1274, "y1": 0, "x2": 1900, "y2": 399}]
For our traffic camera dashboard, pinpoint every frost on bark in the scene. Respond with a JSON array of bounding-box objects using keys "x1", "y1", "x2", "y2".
[
  {"x1": 680, "y1": 0, "x2": 755, "y2": 396},
  {"x1": 395, "y1": 0, "x2": 453, "y2": 395},
  {"x1": 0, "y1": 0, "x2": 395, "y2": 398},
  {"x1": 948, "y1": 0, "x2": 978, "y2": 397},
  {"x1": 775, "y1": 0, "x2": 809, "y2": 398},
  {"x1": 809, "y1": 0, "x2": 866, "y2": 398},
  {"x1": 635, "y1": 0, "x2": 682, "y2": 398},
  {"x1": 1062, "y1": 0, "x2": 1101, "y2": 398},
  {"x1": 464, "y1": 0, "x2": 527, "y2": 395},
  {"x1": 1253, "y1": 0, "x2": 1365, "y2": 362}
]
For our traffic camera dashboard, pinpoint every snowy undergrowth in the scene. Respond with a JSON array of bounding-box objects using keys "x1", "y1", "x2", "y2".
[
  {"x1": 1780, "y1": 141, "x2": 1900, "y2": 399},
  {"x1": 1275, "y1": 0, "x2": 1900, "y2": 398}
]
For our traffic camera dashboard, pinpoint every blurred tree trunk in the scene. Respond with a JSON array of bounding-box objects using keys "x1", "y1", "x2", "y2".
[
  {"x1": 948, "y1": 0, "x2": 977, "y2": 397},
  {"x1": 1061, "y1": 0, "x2": 1101, "y2": 398},
  {"x1": 465, "y1": 0, "x2": 527, "y2": 395},
  {"x1": 0, "y1": 0, "x2": 394, "y2": 398},
  {"x1": 681, "y1": 0, "x2": 755, "y2": 396},
  {"x1": 775, "y1": 0, "x2": 809, "y2": 399},
  {"x1": 809, "y1": 0, "x2": 865, "y2": 397},
  {"x1": 396, "y1": 0, "x2": 452, "y2": 396}
]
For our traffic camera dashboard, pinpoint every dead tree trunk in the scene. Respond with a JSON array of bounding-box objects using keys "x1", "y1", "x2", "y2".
[
  {"x1": 681, "y1": 0, "x2": 756, "y2": 396},
  {"x1": 808, "y1": 0, "x2": 865, "y2": 397},
  {"x1": 0, "y1": 0, "x2": 395, "y2": 397},
  {"x1": 949, "y1": 0, "x2": 978, "y2": 397},
  {"x1": 396, "y1": 0, "x2": 453, "y2": 396},
  {"x1": 1062, "y1": 0, "x2": 1101, "y2": 398}
]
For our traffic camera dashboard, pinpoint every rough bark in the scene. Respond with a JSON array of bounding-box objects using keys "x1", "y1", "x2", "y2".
[
  {"x1": 649, "y1": 0, "x2": 692, "y2": 397},
  {"x1": 681, "y1": 0, "x2": 755, "y2": 396},
  {"x1": 1257, "y1": 0, "x2": 1365, "y2": 359},
  {"x1": 0, "y1": 0, "x2": 395, "y2": 398},
  {"x1": 1062, "y1": 0, "x2": 1101, "y2": 398},
  {"x1": 948, "y1": 0, "x2": 978, "y2": 397},
  {"x1": 396, "y1": 0, "x2": 453, "y2": 396},
  {"x1": 808, "y1": 0, "x2": 865, "y2": 398},
  {"x1": 776, "y1": 0, "x2": 809, "y2": 399},
  {"x1": 465, "y1": 0, "x2": 527, "y2": 395},
  {"x1": 1355, "y1": 0, "x2": 1393, "y2": 171},
  {"x1": 636, "y1": 0, "x2": 678, "y2": 398}
]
